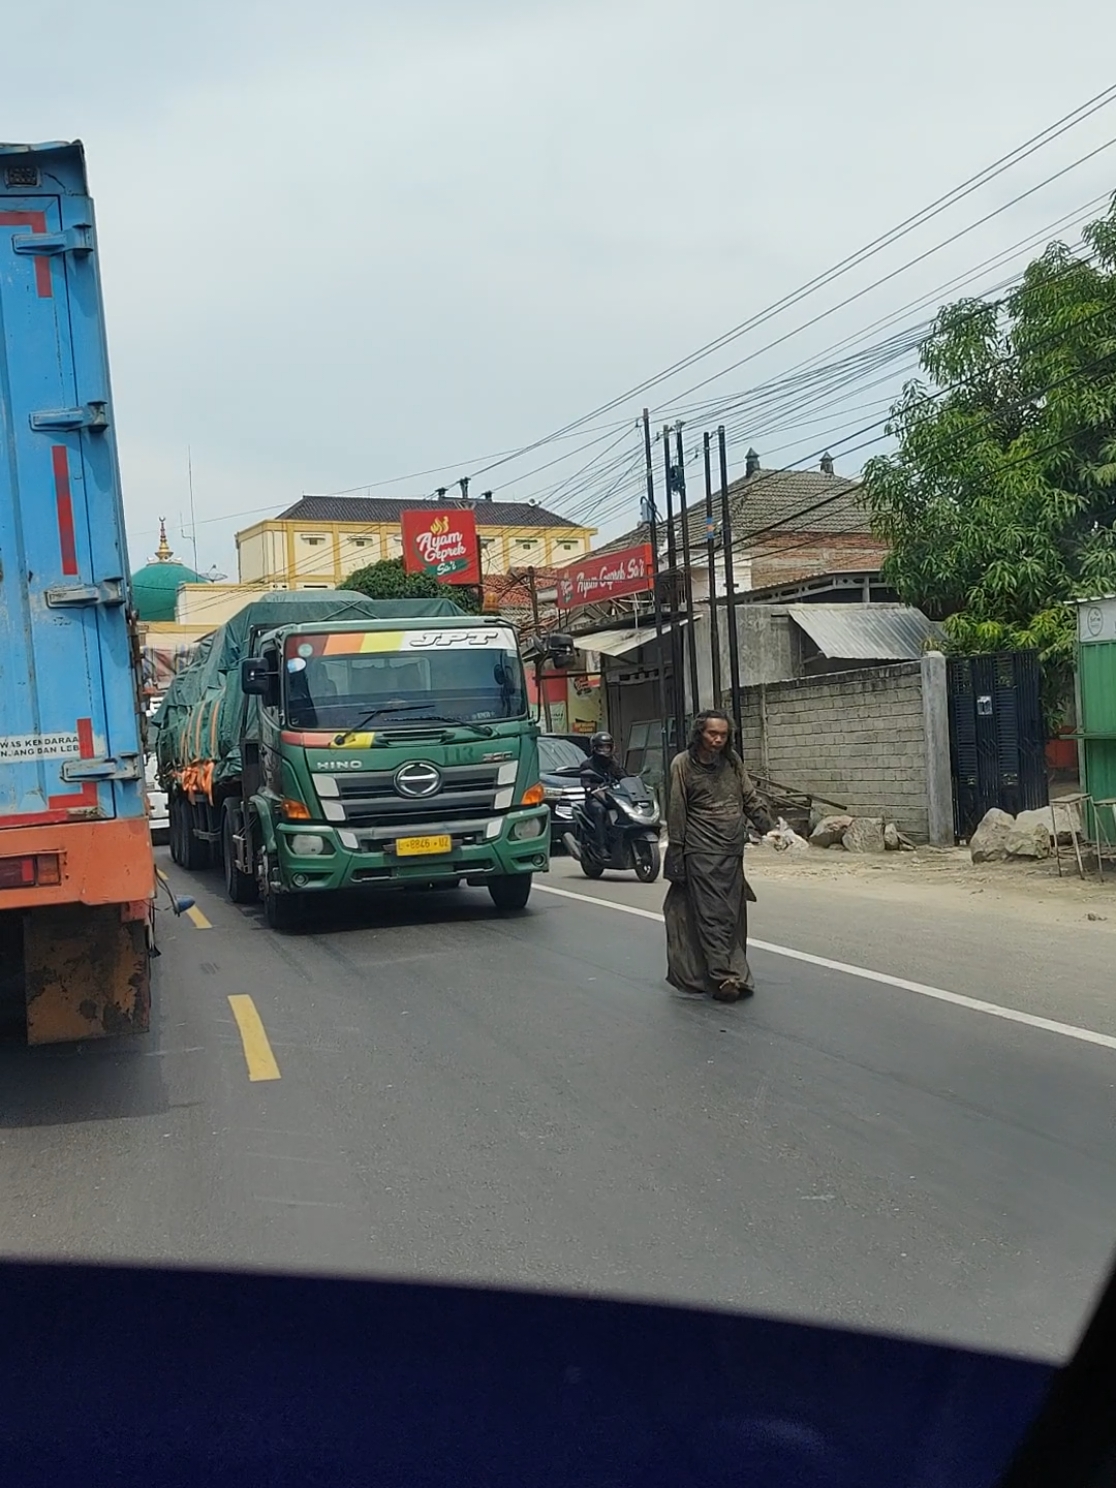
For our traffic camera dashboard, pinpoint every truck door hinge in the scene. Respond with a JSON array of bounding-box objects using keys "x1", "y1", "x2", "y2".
[
  {"x1": 45, "y1": 579, "x2": 125, "y2": 608},
  {"x1": 12, "y1": 224, "x2": 94, "y2": 259},
  {"x1": 61, "y1": 752, "x2": 142, "y2": 784},
  {"x1": 30, "y1": 402, "x2": 108, "y2": 433}
]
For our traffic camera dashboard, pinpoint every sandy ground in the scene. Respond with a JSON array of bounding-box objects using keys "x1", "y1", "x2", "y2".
[{"x1": 747, "y1": 837, "x2": 1116, "y2": 937}]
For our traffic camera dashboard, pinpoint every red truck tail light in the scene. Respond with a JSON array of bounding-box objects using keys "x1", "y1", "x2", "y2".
[
  {"x1": 0, "y1": 856, "x2": 38, "y2": 889},
  {"x1": 0, "y1": 854, "x2": 62, "y2": 889}
]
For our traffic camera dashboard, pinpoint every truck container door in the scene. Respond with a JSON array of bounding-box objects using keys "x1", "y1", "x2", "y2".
[{"x1": 0, "y1": 177, "x2": 142, "y2": 829}]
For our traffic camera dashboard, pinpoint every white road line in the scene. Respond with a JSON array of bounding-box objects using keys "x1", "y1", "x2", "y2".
[{"x1": 534, "y1": 882, "x2": 1116, "y2": 1053}]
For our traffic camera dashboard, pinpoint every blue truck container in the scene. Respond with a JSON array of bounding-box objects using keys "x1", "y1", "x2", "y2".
[{"x1": 0, "y1": 140, "x2": 154, "y2": 1043}]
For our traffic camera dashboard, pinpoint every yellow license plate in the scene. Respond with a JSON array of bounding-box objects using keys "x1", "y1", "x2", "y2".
[{"x1": 395, "y1": 834, "x2": 452, "y2": 857}]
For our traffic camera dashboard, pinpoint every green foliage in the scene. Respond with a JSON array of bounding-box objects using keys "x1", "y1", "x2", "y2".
[
  {"x1": 863, "y1": 197, "x2": 1116, "y2": 726},
  {"x1": 345, "y1": 558, "x2": 481, "y2": 612}
]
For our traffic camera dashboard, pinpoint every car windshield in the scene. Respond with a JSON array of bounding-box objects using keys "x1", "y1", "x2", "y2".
[
  {"x1": 14, "y1": 36, "x2": 1116, "y2": 1486},
  {"x1": 538, "y1": 737, "x2": 588, "y2": 773},
  {"x1": 282, "y1": 629, "x2": 527, "y2": 729}
]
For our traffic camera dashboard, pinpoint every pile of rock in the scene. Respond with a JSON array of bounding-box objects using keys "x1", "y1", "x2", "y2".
[
  {"x1": 967, "y1": 803, "x2": 1082, "y2": 863},
  {"x1": 808, "y1": 815, "x2": 914, "y2": 853}
]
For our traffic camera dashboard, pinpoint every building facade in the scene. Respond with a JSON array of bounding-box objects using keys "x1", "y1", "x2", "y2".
[
  {"x1": 598, "y1": 450, "x2": 887, "y2": 594},
  {"x1": 236, "y1": 495, "x2": 595, "y2": 587}
]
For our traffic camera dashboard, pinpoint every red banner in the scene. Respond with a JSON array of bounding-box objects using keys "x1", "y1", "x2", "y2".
[
  {"x1": 555, "y1": 544, "x2": 653, "y2": 608},
  {"x1": 400, "y1": 508, "x2": 481, "y2": 586}
]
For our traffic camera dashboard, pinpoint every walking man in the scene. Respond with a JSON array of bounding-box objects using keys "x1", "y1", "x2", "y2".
[{"x1": 664, "y1": 710, "x2": 774, "y2": 1002}]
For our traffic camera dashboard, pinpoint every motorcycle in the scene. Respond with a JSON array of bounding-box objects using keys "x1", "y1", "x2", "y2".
[{"x1": 553, "y1": 767, "x2": 662, "y2": 883}]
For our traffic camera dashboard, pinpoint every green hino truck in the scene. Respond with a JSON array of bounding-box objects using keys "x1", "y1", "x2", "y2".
[{"x1": 153, "y1": 592, "x2": 549, "y2": 926}]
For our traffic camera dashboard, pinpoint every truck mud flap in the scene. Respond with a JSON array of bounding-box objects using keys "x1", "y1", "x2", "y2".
[{"x1": 23, "y1": 905, "x2": 151, "y2": 1045}]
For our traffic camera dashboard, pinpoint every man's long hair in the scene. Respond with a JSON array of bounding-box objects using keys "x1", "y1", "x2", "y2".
[{"x1": 687, "y1": 709, "x2": 743, "y2": 768}]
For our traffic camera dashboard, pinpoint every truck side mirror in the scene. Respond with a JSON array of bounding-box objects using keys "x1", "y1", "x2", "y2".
[
  {"x1": 241, "y1": 657, "x2": 276, "y2": 703},
  {"x1": 546, "y1": 633, "x2": 575, "y2": 668}
]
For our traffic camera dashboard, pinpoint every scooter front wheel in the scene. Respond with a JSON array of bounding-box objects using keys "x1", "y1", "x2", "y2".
[
  {"x1": 580, "y1": 856, "x2": 604, "y2": 880},
  {"x1": 633, "y1": 837, "x2": 661, "y2": 883}
]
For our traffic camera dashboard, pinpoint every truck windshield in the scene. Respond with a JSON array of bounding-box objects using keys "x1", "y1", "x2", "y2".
[{"x1": 282, "y1": 629, "x2": 527, "y2": 729}]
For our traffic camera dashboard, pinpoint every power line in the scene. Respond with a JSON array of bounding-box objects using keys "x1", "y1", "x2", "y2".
[{"x1": 451, "y1": 84, "x2": 1116, "y2": 481}]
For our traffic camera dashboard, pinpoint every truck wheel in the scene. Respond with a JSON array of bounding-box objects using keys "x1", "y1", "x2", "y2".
[
  {"x1": 180, "y1": 799, "x2": 209, "y2": 872},
  {"x1": 263, "y1": 886, "x2": 304, "y2": 932},
  {"x1": 169, "y1": 799, "x2": 184, "y2": 866},
  {"x1": 488, "y1": 874, "x2": 532, "y2": 912},
  {"x1": 260, "y1": 854, "x2": 304, "y2": 931},
  {"x1": 223, "y1": 807, "x2": 259, "y2": 905}
]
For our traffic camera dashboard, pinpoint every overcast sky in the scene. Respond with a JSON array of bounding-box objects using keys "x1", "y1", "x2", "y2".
[{"x1": 7, "y1": 0, "x2": 1116, "y2": 577}]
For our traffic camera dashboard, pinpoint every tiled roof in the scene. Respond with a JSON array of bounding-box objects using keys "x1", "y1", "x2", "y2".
[
  {"x1": 599, "y1": 460, "x2": 871, "y2": 555},
  {"x1": 275, "y1": 495, "x2": 585, "y2": 530}
]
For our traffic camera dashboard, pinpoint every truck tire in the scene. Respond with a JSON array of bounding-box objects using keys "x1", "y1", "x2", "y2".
[
  {"x1": 169, "y1": 798, "x2": 184, "y2": 866},
  {"x1": 263, "y1": 885, "x2": 304, "y2": 932},
  {"x1": 222, "y1": 806, "x2": 259, "y2": 905},
  {"x1": 488, "y1": 873, "x2": 532, "y2": 912},
  {"x1": 260, "y1": 853, "x2": 304, "y2": 931},
  {"x1": 179, "y1": 799, "x2": 209, "y2": 872}
]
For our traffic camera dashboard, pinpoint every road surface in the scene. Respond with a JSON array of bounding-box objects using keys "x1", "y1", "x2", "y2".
[{"x1": 1, "y1": 850, "x2": 1113, "y2": 1363}]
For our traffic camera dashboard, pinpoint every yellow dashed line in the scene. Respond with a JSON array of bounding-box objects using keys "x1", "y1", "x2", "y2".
[{"x1": 227, "y1": 995, "x2": 282, "y2": 1082}]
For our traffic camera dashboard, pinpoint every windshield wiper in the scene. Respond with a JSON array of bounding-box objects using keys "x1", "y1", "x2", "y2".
[
  {"x1": 331, "y1": 703, "x2": 494, "y2": 742},
  {"x1": 329, "y1": 702, "x2": 431, "y2": 742},
  {"x1": 396, "y1": 713, "x2": 495, "y2": 738}
]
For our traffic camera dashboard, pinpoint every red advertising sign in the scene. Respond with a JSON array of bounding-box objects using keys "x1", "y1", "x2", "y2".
[
  {"x1": 555, "y1": 544, "x2": 653, "y2": 608},
  {"x1": 400, "y1": 508, "x2": 481, "y2": 586}
]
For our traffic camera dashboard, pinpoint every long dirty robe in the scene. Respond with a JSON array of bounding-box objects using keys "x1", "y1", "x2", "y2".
[{"x1": 664, "y1": 750, "x2": 773, "y2": 997}]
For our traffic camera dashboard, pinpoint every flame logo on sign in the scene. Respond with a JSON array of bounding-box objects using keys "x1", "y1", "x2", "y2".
[{"x1": 430, "y1": 515, "x2": 451, "y2": 535}]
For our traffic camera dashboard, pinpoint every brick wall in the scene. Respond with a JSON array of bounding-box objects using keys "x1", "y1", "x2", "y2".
[
  {"x1": 747, "y1": 534, "x2": 890, "y2": 590},
  {"x1": 735, "y1": 661, "x2": 934, "y2": 840}
]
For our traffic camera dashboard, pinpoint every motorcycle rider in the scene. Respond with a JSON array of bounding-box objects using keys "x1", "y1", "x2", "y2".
[{"x1": 579, "y1": 731, "x2": 626, "y2": 858}]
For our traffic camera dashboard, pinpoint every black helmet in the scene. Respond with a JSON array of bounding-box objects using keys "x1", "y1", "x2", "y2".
[{"x1": 589, "y1": 731, "x2": 614, "y2": 754}]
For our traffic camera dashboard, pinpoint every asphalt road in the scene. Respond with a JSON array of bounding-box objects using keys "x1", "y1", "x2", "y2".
[{"x1": 1, "y1": 849, "x2": 1114, "y2": 1364}]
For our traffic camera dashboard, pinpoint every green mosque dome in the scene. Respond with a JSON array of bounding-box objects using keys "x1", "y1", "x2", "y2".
[{"x1": 131, "y1": 519, "x2": 202, "y2": 623}]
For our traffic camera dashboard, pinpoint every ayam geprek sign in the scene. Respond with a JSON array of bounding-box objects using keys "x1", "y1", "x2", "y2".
[
  {"x1": 555, "y1": 544, "x2": 654, "y2": 608},
  {"x1": 400, "y1": 508, "x2": 482, "y2": 586}
]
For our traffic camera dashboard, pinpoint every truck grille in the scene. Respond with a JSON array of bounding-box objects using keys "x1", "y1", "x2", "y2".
[{"x1": 326, "y1": 763, "x2": 503, "y2": 832}]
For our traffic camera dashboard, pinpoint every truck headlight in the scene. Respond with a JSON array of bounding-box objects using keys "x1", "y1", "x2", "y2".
[
  {"x1": 511, "y1": 817, "x2": 545, "y2": 841},
  {"x1": 289, "y1": 833, "x2": 327, "y2": 856}
]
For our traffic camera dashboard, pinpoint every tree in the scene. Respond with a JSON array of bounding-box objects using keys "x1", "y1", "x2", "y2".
[
  {"x1": 863, "y1": 197, "x2": 1116, "y2": 724},
  {"x1": 345, "y1": 557, "x2": 481, "y2": 612}
]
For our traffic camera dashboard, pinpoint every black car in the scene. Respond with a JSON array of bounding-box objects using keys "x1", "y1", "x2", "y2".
[{"x1": 538, "y1": 734, "x2": 591, "y2": 848}]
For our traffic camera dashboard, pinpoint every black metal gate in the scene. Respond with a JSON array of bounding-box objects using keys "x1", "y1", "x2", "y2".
[{"x1": 947, "y1": 651, "x2": 1047, "y2": 840}]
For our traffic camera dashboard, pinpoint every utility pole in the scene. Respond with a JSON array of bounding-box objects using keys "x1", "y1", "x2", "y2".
[
  {"x1": 642, "y1": 410, "x2": 670, "y2": 787},
  {"x1": 673, "y1": 422, "x2": 701, "y2": 718},
  {"x1": 717, "y1": 426, "x2": 743, "y2": 748},
  {"x1": 528, "y1": 565, "x2": 553, "y2": 731},
  {"x1": 703, "y1": 431, "x2": 723, "y2": 707},
  {"x1": 661, "y1": 427, "x2": 685, "y2": 754}
]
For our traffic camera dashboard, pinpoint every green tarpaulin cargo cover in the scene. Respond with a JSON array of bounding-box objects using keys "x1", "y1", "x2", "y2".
[{"x1": 153, "y1": 590, "x2": 466, "y2": 786}]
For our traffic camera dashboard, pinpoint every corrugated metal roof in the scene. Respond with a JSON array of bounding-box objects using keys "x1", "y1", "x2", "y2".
[{"x1": 786, "y1": 605, "x2": 942, "y2": 660}]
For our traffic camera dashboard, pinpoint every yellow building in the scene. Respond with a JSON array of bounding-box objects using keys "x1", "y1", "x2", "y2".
[{"x1": 236, "y1": 495, "x2": 596, "y2": 587}]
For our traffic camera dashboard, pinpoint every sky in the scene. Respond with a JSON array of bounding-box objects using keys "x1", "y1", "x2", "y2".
[{"x1": 6, "y1": 0, "x2": 1116, "y2": 579}]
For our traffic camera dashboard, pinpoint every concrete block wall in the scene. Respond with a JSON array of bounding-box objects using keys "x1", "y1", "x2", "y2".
[{"x1": 731, "y1": 657, "x2": 951, "y2": 843}]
